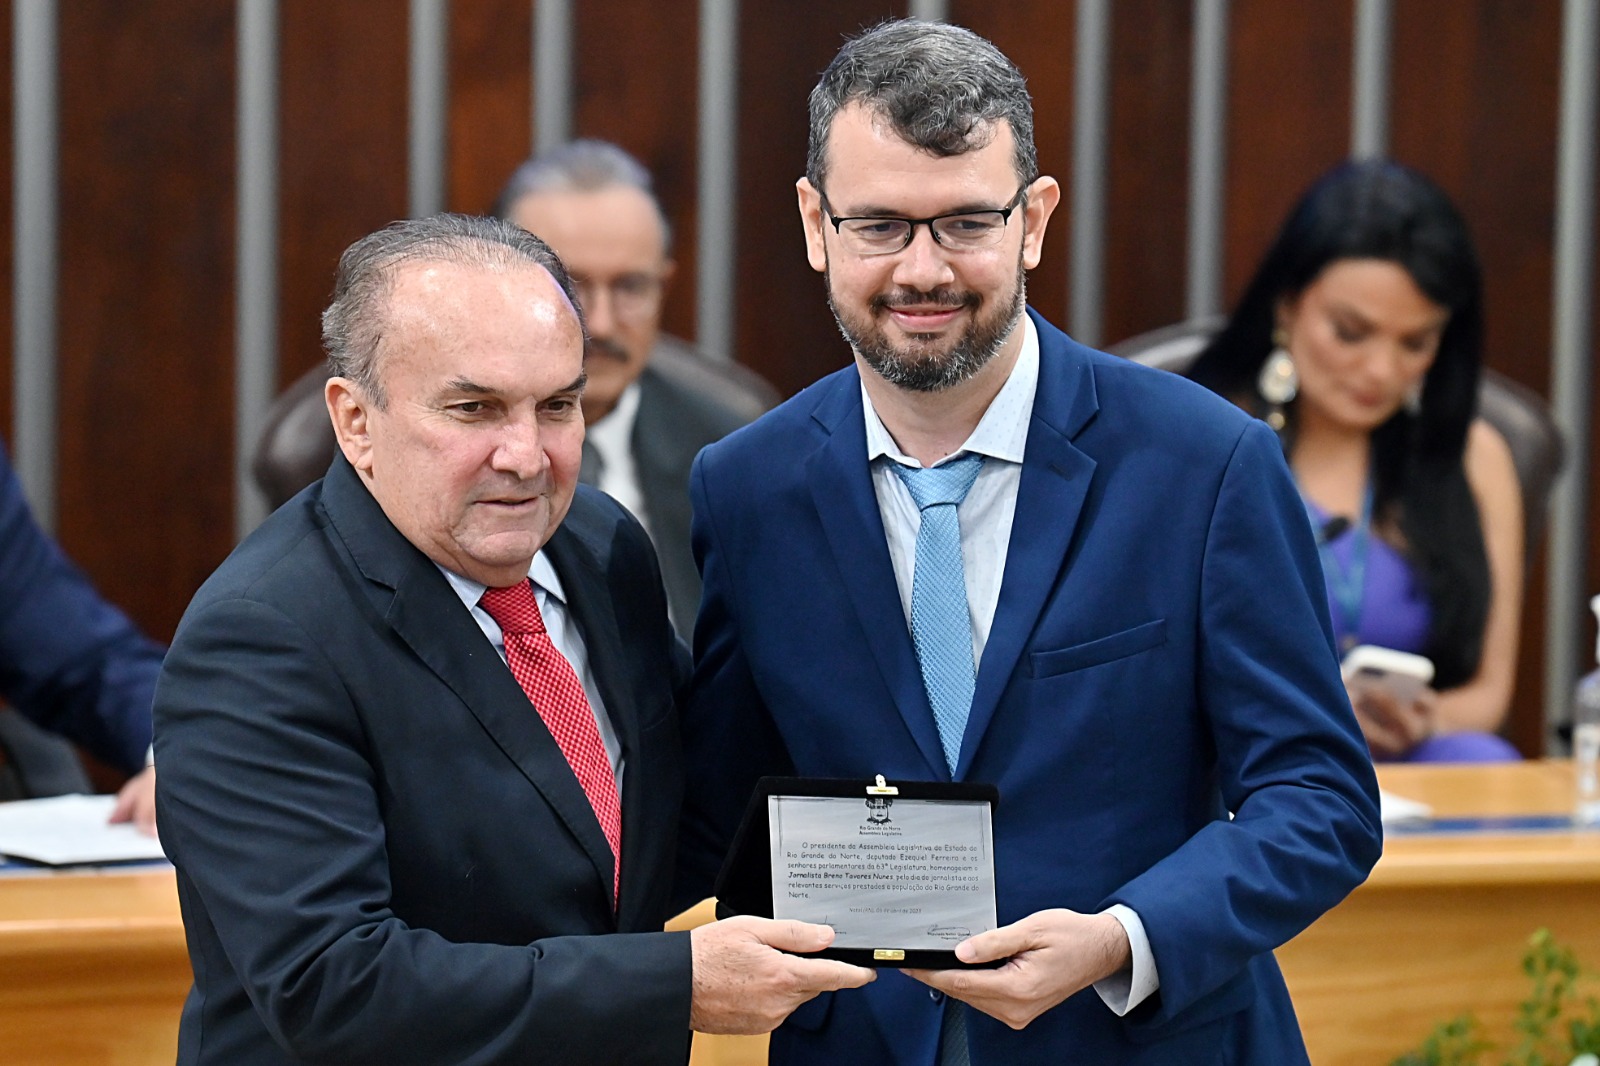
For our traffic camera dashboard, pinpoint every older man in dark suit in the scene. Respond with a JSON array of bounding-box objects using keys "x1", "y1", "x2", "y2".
[
  {"x1": 154, "y1": 214, "x2": 868, "y2": 1065},
  {"x1": 495, "y1": 140, "x2": 775, "y2": 634}
]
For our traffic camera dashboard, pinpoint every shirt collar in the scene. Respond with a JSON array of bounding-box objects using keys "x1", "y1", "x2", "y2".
[
  {"x1": 585, "y1": 378, "x2": 642, "y2": 469},
  {"x1": 439, "y1": 550, "x2": 567, "y2": 613},
  {"x1": 861, "y1": 313, "x2": 1040, "y2": 467}
]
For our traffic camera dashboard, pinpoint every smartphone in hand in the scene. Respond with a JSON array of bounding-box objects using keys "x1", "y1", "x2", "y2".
[{"x1": 1340, "y1": 645, "x2": 1435, "y2": 706}]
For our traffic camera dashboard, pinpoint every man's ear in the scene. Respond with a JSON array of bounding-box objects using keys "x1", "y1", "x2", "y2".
[
  {"x1": 797, "y1": 177, "x2": 828, "y2": 274},
  {"x1": 325, "y1": 377, "x2": 375, "y2": 477},
  {"x1": 1019, "y1": 176, "x2": 1062, "y2": 271}
]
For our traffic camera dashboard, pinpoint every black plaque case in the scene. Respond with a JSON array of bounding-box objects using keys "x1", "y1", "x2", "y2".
[{"x1": 713, "y1": 775, "x2": 1002, "y2": 969}]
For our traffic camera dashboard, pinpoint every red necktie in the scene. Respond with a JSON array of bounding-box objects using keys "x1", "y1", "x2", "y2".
[{"x1": 479, "y1": 580, "x2": 621, "y2": 903}]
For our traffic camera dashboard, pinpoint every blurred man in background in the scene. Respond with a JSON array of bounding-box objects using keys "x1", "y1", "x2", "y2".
[
  {"x1": 0, "y1": 441, "x2": 159, "y2": 832},
  {"x1": 494, "y1": 140, "x2": 776, "y2": 634}
]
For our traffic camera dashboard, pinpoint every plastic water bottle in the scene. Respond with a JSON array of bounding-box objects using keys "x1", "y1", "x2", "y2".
[{"x1": 1575, "y1": 594, "x2": 1600, "y2": 828}]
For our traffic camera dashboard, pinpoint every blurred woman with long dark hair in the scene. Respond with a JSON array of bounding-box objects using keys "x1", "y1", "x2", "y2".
[{"x1": 1189, "y1": 160, "x2": 1522, "y2": 762}]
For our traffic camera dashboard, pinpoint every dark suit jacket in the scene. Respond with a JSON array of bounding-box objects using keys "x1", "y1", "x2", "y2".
[
  {"x1": 606, "y1": 337, "x2": 772, "y2": 635},
  {"x1": 155, "y1": 456, "x2": 692, "y2": 1065},
  {"x1": 680, "y1": 310, "x2": 1382, "y2": 1065},
  {"x1": 0, "y1": 440, "x2": 160, "y2": 774}
]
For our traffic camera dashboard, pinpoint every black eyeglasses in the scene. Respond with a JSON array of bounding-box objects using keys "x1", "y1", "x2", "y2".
[{"x1": 821, "y1": 185, "x2": 1028, "y2": 256}]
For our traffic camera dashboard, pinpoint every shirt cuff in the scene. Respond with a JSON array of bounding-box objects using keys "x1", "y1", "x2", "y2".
[
  {"x1": 146, "y1": 744, "x2": 156, "y2": 767},
  {"x1": 1093, "y1": 904, "x2": 1160, "y2": 1016}
]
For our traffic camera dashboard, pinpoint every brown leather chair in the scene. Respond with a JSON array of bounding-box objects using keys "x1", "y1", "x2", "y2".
[
  {"x1": 1105, "y1": 318, "x2": 1565, "y2": 568},
  {"x1": 251, "y1": 343, "x2": 783, "y2": 511},
  {"x1": 251, "y1": 366, "x2": 336, "y2": 510}
]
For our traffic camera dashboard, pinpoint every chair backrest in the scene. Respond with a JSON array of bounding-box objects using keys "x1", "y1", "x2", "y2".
[
  {"x1": 250, "y1": 341, "x2": 783, "y2": 511},
  {"x1": 251, "y1": 366, "x2": 334, "y2": 510},
  {"x1": 1105, "y1": 319, "x2": 1565, "y2": 566}
]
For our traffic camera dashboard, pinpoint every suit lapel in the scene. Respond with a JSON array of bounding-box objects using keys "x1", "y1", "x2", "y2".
[
  {"x1": 322, "y1": 460, "x2": 620, "y2": 919},
  {"x1": 630, "y1": 367, "x2": 685, "y2": 531},
  {"x1": 805, "y1": 372, "x2": 949, "y2": 778},
  {"x1": 960, "y1": 313, "x2": 1100, "y2": 777}
]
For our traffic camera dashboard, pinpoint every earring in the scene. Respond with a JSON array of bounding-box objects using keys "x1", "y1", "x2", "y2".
[
  {"x1": 1404, "y1": 381, "x2": 1424, "y2": 416},
  {"x1": 1257, "y1": 329, "x2": 1298, "y2": 431}
]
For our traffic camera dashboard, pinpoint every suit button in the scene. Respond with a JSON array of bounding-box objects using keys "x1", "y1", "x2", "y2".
[{"x1": 929, "y1": 989, "x2": 944, "y2": 1003}]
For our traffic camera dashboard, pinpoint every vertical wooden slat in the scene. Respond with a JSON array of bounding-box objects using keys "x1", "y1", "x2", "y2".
[
  {"x1": 730, "y1": 1, "x2": 904, "y2": 396},
  {"x1": 56, "y1": 1, "x2": 238, "y2": 638},
  {"x1": 447, "y1": 0, "x2": 532, "y2": 216},
  {"x1": 1391, "y1": 0, "x2": 1563, "y2": 755},
  {"x1": 276, "y1": 0, "x2": 409, "y2": 388},
  {"x1": 571, "y1": 0, "x2": 704, "y2": 351},
  {"x1": 953, "y1": 1, "x2": 1076, "y2": 334},
  {"x1": 1221, "y1": 1, "x2": 1351, "y2": 306},
  {"x1": 1107, "y1": 0, "x2": 1192, "y2": 344}
]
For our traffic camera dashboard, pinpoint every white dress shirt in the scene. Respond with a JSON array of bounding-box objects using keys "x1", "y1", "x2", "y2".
[
  {"x1": 860, "y1": 315, "x2": 1158, "y2": 1015},
  {"x1": 585, "y1": 381, "x2": 649, "y2": 540},
  {"x1": 440, "y1": 554, "x2": 625, "y2": 796}
]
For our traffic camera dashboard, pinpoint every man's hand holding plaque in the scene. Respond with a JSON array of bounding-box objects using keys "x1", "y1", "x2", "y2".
[{"x1": 904, "y1": 908, "x2": 1133, "y2": 1028}]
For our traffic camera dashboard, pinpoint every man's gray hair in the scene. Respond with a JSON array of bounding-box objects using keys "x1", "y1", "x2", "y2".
[
  {"x1": 322, "y1": 213, "x2": 584, "y2": 406},
  {"x1": 491, "y1": 138, "x2": 672, "y2": 252},
  {"x1": 807, "y1": 19, "x2": 1038, "y2": 193}
]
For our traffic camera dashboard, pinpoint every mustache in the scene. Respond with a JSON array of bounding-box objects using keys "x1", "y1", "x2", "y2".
[
  {"x1": 475, "y1": 477, "x2": 550, "y2": 503},
  {"x1": 584, "y1": 337, "x2": 630, "y2": 362},
  {"x1": 872, "y1": 288, "x2": 979, "y2": 312}
]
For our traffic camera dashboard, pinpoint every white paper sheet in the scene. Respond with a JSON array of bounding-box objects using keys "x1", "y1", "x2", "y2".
[
  {"x1": 0, "y1": 794, "x2": 166, "y2": 864},
  {"x1": 1378, "y1": 788, "x2": 1434, "y2": 829}
]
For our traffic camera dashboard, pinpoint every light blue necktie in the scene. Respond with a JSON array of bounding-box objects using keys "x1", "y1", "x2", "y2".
[
  {"x1": 892, "y1": 452, "x2": 985, "y2": 776},
  {"x1": 894, "y1": 452, "x2": 984, "y2": 1066}
]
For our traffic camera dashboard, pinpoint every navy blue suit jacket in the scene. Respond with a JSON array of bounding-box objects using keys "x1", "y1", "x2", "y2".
[
  {"x1": 681, "y1": 311, "x2": 1382, "y2": 1065},
  {"x1": 0, "y1": 441, "x2": 160, "y2": 773},
  {"x1": 156, "y1": 457, "x2": 693, "y2": 1064}
]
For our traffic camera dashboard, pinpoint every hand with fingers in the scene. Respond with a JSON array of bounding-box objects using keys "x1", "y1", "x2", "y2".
[
  {"x1": 1350, "y1": 682, "x2": 1437, "y2": 758},
  {"x1": 108, "y1": 765, "x2": 158, "y2": 837},
  {"x1": 689, "y1": 917, "x2": 876, "y2": 1035},
  {"x1": 904, "y1": 908, "x2": 1131, "y2": 1030}
]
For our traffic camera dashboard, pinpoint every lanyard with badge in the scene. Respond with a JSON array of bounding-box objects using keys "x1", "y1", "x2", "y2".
[{"x1": 1304, "y1": 482, "x2": 1373, "y2": 654}]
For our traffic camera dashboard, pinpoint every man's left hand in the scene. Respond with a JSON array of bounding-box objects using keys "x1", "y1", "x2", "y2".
[
  {"x1": 904, "y1": 908, "x2": 1131, "y2": 1030},
  {"x1": 109, "y1": 766, "x2": 158, "y2": 837}
]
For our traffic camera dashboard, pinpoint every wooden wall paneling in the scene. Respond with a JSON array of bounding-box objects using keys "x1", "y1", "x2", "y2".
[
  {"x1": 448, "y1": 0, "x2": 532, "y2": 216},
  {"x1": 570, "y1": 0, "x2": 704, "y2": 353},
  {"x1": 1101, "y1": 0, "x2": 1191, "y2": 346},
  {"x1": 1221, "y1": 0, "x2": 1352, "y2": 309},
  {"x1": 730, "y1": 1, "x2": 903, "y2": 398},
  {"x1": 276, "y1": 0, "x2": 410, "y2": 391},
  {"x1": 953, "y1": 1, "x2": 1077, "y2": 335},
  {"x1": 55, "y1": 1, "x2": 237, "y2": 641},
  {"x1": 0, "y1": 0, "x2": 12, "y2": 446},
  {"x1": 1390, "y1": 0, "x2": 1564, "y2": 755}
]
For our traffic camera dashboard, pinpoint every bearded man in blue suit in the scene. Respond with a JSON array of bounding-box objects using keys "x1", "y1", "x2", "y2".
[{"x1": 679, "y1": 19, "x2": 1382, "y2": 1066}]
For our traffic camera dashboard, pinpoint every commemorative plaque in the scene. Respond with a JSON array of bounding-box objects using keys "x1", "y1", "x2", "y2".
[{"x1": 714, "y1": 776, "x2": 1000, "y2": 968}]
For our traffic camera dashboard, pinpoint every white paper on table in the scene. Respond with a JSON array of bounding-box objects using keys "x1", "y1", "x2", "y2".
[
  {"x1": 0, "y1": 794, "x2": 166, "y2": 864},
  {"x1": 1378, "y1": 788, "x2": 1434, "y2": 829}
]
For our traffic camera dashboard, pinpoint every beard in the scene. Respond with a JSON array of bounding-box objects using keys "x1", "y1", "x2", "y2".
[{"x1": 825, "y1": 257, "x2": 1027, "y2": 393}]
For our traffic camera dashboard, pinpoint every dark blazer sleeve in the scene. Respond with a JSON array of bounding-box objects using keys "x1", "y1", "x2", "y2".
[
  {"x1": 156, "y1": 594, "x2": 691, "y2": 1066},
  {"x1": 0, "y1": 442, "x2": 160, "y2": 773}
]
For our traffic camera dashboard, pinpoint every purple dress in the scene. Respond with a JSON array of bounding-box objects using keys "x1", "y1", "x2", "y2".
[{"x1": 1308, "y1": 499, "x2": 1518, "y2": 763}]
